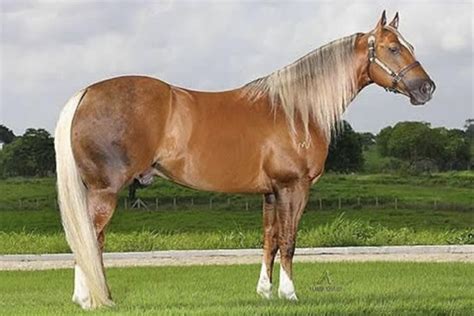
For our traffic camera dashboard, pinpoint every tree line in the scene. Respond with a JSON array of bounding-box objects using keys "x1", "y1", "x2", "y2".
[
  {"x1": 0, "y1": 126, "x2": 55, "y2": 177},
  {"x1": 0, "y1": 120, "x2": 472, "y2": 178},
  {"x1": 376, "y1": 121, "x2": 473, "y2": 172}
]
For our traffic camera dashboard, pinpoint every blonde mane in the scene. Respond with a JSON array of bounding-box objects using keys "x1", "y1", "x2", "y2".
[{"x1": 245, "y1": 34, "x2": 359, "y2": 141}]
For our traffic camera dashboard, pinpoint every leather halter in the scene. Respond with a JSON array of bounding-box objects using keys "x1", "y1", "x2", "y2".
[{"x1": 368, "y1": 34, "x2": 420, "y2": 94}]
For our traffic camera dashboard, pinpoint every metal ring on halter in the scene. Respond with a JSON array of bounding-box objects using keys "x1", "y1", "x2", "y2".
[{"x1": 367, "y1": 34, "x2": 420, "y2": 94}]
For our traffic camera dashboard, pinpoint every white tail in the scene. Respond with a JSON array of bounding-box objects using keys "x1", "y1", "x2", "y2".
[{"x1": 55, "y1": 90, "x2": 114, "y2": 309}]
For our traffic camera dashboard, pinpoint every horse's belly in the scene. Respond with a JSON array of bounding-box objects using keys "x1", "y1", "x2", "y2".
[{"x1": 156, "y1": 144, "x2": 271, "y2": 194}]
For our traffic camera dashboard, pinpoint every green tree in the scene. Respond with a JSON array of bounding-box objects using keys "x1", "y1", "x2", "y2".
[
  {"x1": 376, "y1": 126, "x2": 393, "y2": 156},
  {"x1": 464, "y1": 119, "x2": 474, "y2": 141},
  {"x1": 386, "y1": 122, "x2": 438, "y2": 168},
  {"x1": 0, "y1": 125, "x2": 15, "y2": 144},
  {"x1": 326, "y1": 121, "x2": 364, "y2": 172},
  {"x1": 380, "y1": 122, "x2": 471, "y2": 172},
  {"x1": 360, "y1": 132, "x2": 376, "y2": 150},
  {"x1": 443, "y1": 128, "x2": 470, "y2": 170},
  {"x1": 0, "y1": 128, "x2": 55, "y2": 177},
  {"x1": 465, "y1": 119, "x2": 474, "y2": 169}
]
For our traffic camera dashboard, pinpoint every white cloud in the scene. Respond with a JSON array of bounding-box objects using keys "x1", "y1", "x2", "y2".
[{"x1": 0, "y1": 0, "x2": 472, "y2": 134}]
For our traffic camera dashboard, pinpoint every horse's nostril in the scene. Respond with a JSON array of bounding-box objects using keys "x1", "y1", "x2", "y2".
[{"x1": 420, "y1": 81, "x2": 433, "y2": 95}]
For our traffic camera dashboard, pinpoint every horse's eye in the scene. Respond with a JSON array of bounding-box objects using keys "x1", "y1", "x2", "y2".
[{"x1": 389, "y1": 46, "x2": 400, "y2": 54}]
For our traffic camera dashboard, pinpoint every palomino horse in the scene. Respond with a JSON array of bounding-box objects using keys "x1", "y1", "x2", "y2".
[{"x1": 55, "y1": 11, "x2": 435, "y2": 309}]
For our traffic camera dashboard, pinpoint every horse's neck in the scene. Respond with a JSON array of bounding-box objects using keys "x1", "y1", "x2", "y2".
[
  {"x1": 245, "y1": 33, "x2": 372, "y2": 143},
  {"x1": 300, "y1": 33, "x2": 371, "y2": 140}
]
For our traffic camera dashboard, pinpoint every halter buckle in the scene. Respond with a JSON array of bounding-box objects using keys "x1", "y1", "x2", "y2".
[{"x1": 368, "y1": 35, "x2": 376, "y2": 62}]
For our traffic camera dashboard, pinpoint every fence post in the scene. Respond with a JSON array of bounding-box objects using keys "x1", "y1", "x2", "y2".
[
  {"x1": 173, "y1": 197, "x2": 177, "y2": 209},
  {"x1": 191, "y1": 198, "x2": 194, "y2": 207},
  {"x1": 155, "y1": 198, "x2": 159, "y2": 211},
  {"x1": 319, "y1": 198, "x2": 322, "y2": 210},
  {"x1": 394, "y1": 198, "x2": 398, "y2": 210},
  {"x1": 227, "y1": 198, "x2": 230, "y2": 206},
  {"x1": 19, "y1": 199, "x2": 22, "y2": 209},
  {"x1": 357, "y1": 197, "x2": 361, "y2": 207},
  {"x1": 124, "y1": 198, "x2": 128, "y2": 210},
  {"x1": 433, "y1": 199, "x2": 437, "y2": 209},
  {"x1": 245, "y1": 201, "x2": 249, "y2": 211},
  {"x1": 338, "y1": 197, "x2": 341, "y2": 210},
  {"x1": 209, "y1": 198, "x2": 213, "y2": 209},
  {"x1": 375, "y1": 197, "x2": 379, "y2": 207}
]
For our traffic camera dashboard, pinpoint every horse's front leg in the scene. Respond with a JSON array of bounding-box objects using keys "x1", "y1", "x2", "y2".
[
  {"x1": 257, "y1": 193, "x2": 279, "y2": 299},
  {"x1": 275, "y1": 180, "x2": 309, "y2": 300}
]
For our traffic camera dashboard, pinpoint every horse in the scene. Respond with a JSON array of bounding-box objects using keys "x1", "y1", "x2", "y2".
[{"x1": 54, "y1": 11, "x2": 435, "y2": 309}]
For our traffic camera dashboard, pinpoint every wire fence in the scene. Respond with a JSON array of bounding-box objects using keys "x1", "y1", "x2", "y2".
[{"x1": 1, "y1": 195, "x2": 472, "y2": 212}]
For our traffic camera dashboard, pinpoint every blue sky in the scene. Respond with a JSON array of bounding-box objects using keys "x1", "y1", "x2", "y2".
[{"x1": 1, "y1": 0, "x2": 472, "y2": 135}]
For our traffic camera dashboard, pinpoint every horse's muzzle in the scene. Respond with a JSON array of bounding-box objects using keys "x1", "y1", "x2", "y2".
[{"x1": 409, "y1": 79, "x2": 436, "y2": 105}]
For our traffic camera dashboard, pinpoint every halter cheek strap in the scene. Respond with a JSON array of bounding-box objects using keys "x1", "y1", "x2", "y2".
[{"x1": 368, "y1": 34, "x2": 420, "y2": 94}]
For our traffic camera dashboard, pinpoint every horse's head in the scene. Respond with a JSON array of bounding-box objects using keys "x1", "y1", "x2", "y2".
[{"x1": 367, "y1": 11, "x2": 435, "y2": 105}]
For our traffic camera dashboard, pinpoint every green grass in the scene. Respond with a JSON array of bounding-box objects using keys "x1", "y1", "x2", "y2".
[
  {"x1": 0, "y1": 262, "x2": 472, "y2": 315},
  {"x1": 2, "y1": 206, "x2": 473, "y2": 235},
  {"x1": 1, "y1": 171, "x2": 473, "y2": 206},
  {"x1": 0, "y1": 172, "x2": 472, "y2": 254},
  {"x1": 0, "y1": 177, "x2": 57, "y2": 204},
  {"x1": 1, "y1": 213, "x2": 472, "y2": 254},
  {"x1": 130, "y1": 171, "x2": 474, "y2": 205}
]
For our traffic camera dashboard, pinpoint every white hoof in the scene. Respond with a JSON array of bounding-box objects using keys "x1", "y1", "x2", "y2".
[
  {"x1": 278, "y1": 289, "x2": 298, "y2": 301},
  {"x1": 72, "y1": 293, "x2": 93, "y2": 310},
  {"x1": 256, "y1": 261, "x2": 273, "y2": 299},
  {"x1": 278, "y1": 266, "x2": 298, "y2": 301},
  {"x1": 72, "y1": 265, "x2": 92, "y2": 309},
  {"x1": 257, "y1": 282, "x2": 272, "y2": 299},
  {"x1": 257, "y1": 286, "x2": 272, "y2": 299}
]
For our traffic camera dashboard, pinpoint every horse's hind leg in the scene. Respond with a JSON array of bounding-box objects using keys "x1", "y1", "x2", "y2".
[
  {"x1": 256, "y1": 193, "x2": 279, "y2": 299},
  {"x1": 72, "y1": 189, "x2": 117, "y2": 308}
]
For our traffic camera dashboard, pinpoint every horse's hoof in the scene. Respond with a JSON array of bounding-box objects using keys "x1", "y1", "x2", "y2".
[
  {"x1": 278, "y1": 290, "x2": 298, "y2": 301},
  {"x1": 72, "y1": 294, "x2": 93, "y2": 310},
  {"x1": 256, "y1": 285, "x2": 272, "y2": 299}
]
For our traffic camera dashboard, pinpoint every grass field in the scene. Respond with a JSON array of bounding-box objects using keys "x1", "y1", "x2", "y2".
[
  {"x1": 1, "y1": 262, "x2": 473, "y2": 315},
  {"x1": 1, "y1": 171, "x2": 473, "y2": 206},
  {"x1": 0, "y1": 172, "x2": 472, "y2": 254},
  {"x1": 1, "y1": 208, "x2": 473, "y2": 254}
]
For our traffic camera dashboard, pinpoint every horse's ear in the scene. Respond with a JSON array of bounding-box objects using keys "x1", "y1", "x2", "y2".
[
  {"x1": 389, "y1": 12, "x2": 399, "y2": 29},
  {"x1": 375, "y1": 10, "x2": 387, "y2": 30}
]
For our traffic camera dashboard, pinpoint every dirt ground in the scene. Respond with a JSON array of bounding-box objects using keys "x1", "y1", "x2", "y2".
[{"x1": 1, "y1": 249, "x2": 472, "y2": 271}]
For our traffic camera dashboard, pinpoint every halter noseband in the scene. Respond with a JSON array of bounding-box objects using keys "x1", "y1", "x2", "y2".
[{"x1": 368, "y1": 34, "x2": 420, "y2": 94}]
